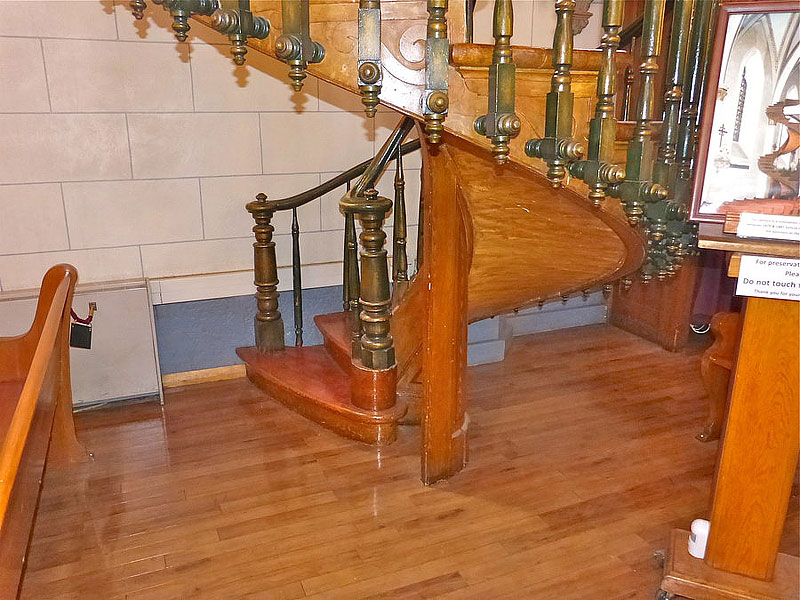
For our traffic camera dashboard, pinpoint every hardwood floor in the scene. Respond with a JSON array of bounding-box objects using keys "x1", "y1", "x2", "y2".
[{"x1": 21, "y1": 324, "x2": 798, "y2": 599}]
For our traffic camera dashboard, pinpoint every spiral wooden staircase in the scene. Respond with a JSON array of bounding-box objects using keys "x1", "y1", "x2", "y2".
[
  {"x1": 758, "y1": 99, "x2": 800, "y2": 198},
  {"x1": 129, "y1": 0, "x2": 708, "y2": 483}
]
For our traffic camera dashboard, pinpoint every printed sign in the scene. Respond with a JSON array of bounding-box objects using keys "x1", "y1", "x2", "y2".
[
  {"x1": 736, "y1": 255, "x2": 800, "y2": 302},
  {"x1": 737, "y1": 213, "x2": 800, "y2": 242}
]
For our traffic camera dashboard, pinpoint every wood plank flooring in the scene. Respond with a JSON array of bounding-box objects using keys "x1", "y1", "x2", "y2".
[{"x1": 20, "y1": 325, "x2": 798, "y2": 599}]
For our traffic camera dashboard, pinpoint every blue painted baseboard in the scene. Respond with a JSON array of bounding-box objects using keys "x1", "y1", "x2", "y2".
[
  {"x1": 154, "y1": 285, "x2": 344, "y2": 374},
  {"x1": 154, "y1": 286, "x2": 607, "y2": 375}
]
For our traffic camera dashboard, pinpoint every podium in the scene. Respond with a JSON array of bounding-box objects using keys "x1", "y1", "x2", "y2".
[{"x1": 659, "y1": 224, "x2": 799, "y2": 599}]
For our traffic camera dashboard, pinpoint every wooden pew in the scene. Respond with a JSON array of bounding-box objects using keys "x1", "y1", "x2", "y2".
[
  {"x1": 0, "y1": 264, "x2": 84, "y2": 598},
  {"x1": 696, "y1": 311, "x2": 742, "y2": 442}
]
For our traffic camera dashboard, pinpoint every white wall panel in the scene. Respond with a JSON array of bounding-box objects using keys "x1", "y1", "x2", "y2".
[{"x1": 44, "y1": 39, "x2": 194, "y2": 112}]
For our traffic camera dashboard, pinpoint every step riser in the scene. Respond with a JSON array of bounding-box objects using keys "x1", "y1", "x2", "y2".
[
  {"x1": 324, "y1": 336, "x2": 352, "y2": 372},
  {"x1": 244, "y1": 365, "x2": 398, "y2": 445}
]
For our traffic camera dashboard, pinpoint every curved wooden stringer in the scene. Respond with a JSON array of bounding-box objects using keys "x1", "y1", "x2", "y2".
[
  {"x1": 185, "y1": 0, "x2": 647, "y2": 483},
  {"x1": 389, "y1": 130, "x2": 644, "y2": 481}
]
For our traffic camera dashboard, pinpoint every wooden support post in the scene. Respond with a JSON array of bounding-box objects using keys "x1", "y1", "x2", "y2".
[
  {"x1": 661, "y1": 294, "x2": 799, "y2": 599},
  {"x1": 419, "y1": 132, "x2": 469, "y2": 485},
  {"x1": 704, "y1": 296, "x2": 799, "y2": 580}
]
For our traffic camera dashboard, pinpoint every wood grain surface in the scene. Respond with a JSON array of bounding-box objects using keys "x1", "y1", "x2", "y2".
[
  {"x1": 704, "y1": 297, "x2": 800, "y2": 580},
  {"x1": 0, "y1": 264, "x2": 82, "y2": 599},
  {"x1": 19, "y1": 325, "x2": 799, "y2": 599}
]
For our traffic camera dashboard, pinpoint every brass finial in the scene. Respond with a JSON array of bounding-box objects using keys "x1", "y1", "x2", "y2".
[
  {"x1": 358, "y1": 61, "x2": 381, "y2": 116},
  {"x1": 275, "y1": 0, "x2": 325, "y2": 91},
  {"x1": 567, "y1": 0, "x2": 625, "y2": 205},
  {"x1": 211, "y1": 2, "x2": 270, "y2": 66},
  {"x1": 150, "y1": 0, "x2": 219, "y2": 43},
  {"x1": 424, "y1": 91, "x2": 449, "y2": 143},
  {"x1": 130, "y1": 0, "x2": 147, "y2": 19}
]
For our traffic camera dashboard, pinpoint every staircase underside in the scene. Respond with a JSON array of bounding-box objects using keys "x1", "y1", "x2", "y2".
[{"x1": 441, "y1": 134, "x2": 644, "y2": 322}]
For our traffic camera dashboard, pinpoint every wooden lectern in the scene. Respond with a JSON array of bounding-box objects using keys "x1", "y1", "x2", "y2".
[{"x1": 659, "y1": 223, "x2": 799, "y2": 599}]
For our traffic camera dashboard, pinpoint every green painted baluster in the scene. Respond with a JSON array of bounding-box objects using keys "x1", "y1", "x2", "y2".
[
  {"x1": 275, "y1": 0, "x2": 325, "y2": 91},
  {"x1": 423, "y1": 0, "x2": 450, "y2": 143},
  {"x1": 525, "y1": 0, "x2": 585, "y2": 188},
  {"x1": 473, "y1": 0, "x2": 521, "y2": 165},
  {"x1": 568, "y1": 0, "x2": 626, "y2": 205}
]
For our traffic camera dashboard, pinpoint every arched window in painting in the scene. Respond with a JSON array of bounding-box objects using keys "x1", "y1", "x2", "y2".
[{"x1": 733, "y1": 67, "x2": 747, "y2": 142}]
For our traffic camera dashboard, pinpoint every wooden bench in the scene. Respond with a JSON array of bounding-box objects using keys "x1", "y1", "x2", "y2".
[
  {"x1": 696, "y1": 311, "x2": 742, "y2": 442},
  {"x1": 0, "y1": 264, "x2": 84, "y2": 598}
]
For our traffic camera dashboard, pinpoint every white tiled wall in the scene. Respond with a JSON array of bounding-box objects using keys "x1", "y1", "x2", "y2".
[{"x1": 0, "y1": 0, "x2": 421, "y2": 295}]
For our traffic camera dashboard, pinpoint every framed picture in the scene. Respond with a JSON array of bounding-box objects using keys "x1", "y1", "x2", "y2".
[{"x1": 690, "y1": 0, "x2": 800, "y2": 223}]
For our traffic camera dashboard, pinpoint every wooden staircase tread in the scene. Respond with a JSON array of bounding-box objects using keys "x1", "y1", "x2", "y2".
[
  {"x1": 237, "y1": 346, "x2": 351, "y2": 408},
  {"x1": 236, "y1": 346, "x2": 402, "y2": 445}
]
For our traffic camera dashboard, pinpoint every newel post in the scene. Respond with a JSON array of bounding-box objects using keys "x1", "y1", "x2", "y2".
[
  {"x1": 246, "y1": 193, "x2": 285, "y2": 353},
  {"x1": 340, "y1": 188, "x2": 397, "y2": 413},
  {"x1": 343, "y1": 189, "x2": 395, "y2": 370}
]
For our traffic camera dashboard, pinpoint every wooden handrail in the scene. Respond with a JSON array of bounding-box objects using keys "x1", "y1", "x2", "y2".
[
  {"x1": 0, "y1": 275, "x2": 70, "y2": 521},
  {"x1": 450, "y1": 44, "x2": 632, "y2": 72},
  {"x1": 0, "y1": 264, "x2": 81, "y2": 598},
  {"x1": 261, "y1": 139, "x2": 420, "y2": 212}
]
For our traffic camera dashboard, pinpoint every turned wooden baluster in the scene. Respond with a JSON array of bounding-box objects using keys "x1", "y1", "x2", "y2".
[
  {"x1": 392, "y1": 145, "x2": 409, "y2": 298},
  {"x1": 473, "y1": 0, "x2": 521, "y2": 165},
  {"x1": 620, "y1": 65, "x2": 635, "y2": 121},
  {"x1": 606, "y1": 0, "x2": 668, "y2": 283},
  {"x1": 357, "y1": 0, "x2": 382, "y2": 117},
  {"x1": 341, "y1": 189, "x2": 395, "y2": 370},
  {"x1": 525, "y1": 0, "x2": 585, "y2": 188},
  {"x1": 657, "y1": 0, "x2": 715, "y2": 279},
  {"x1": 342, "y1": 180, "x2": 360, "y2": 311},
  {"x1": 291, "y1": 207, "x2": 303, "y2": 347},
  {"x1": 246, "y1": 194, "x2": 285, "y2": 352},
  {"x1": 672, "y1": 0, "x2": 715, "y2": 207},
  {"x1": 637, "y1": 0, "x2": 695, "y2": 280},
  {"x1": 423, "y1": 0, "x2": 449, "y2": 143},
  {"x1": 568, "y1": 0, "x2": 626, "y2": 205},
  {"x1": 653, "y1": 0, "x2": 695, "y2": 190},
  {"x1": 343, "y1": 187, "x2": 362, "y2": 354}
]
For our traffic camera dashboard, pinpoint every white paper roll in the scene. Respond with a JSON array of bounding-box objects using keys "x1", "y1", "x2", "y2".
[{"x1": 688, "y1": 518, "x2": 710, "y2": 559}]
